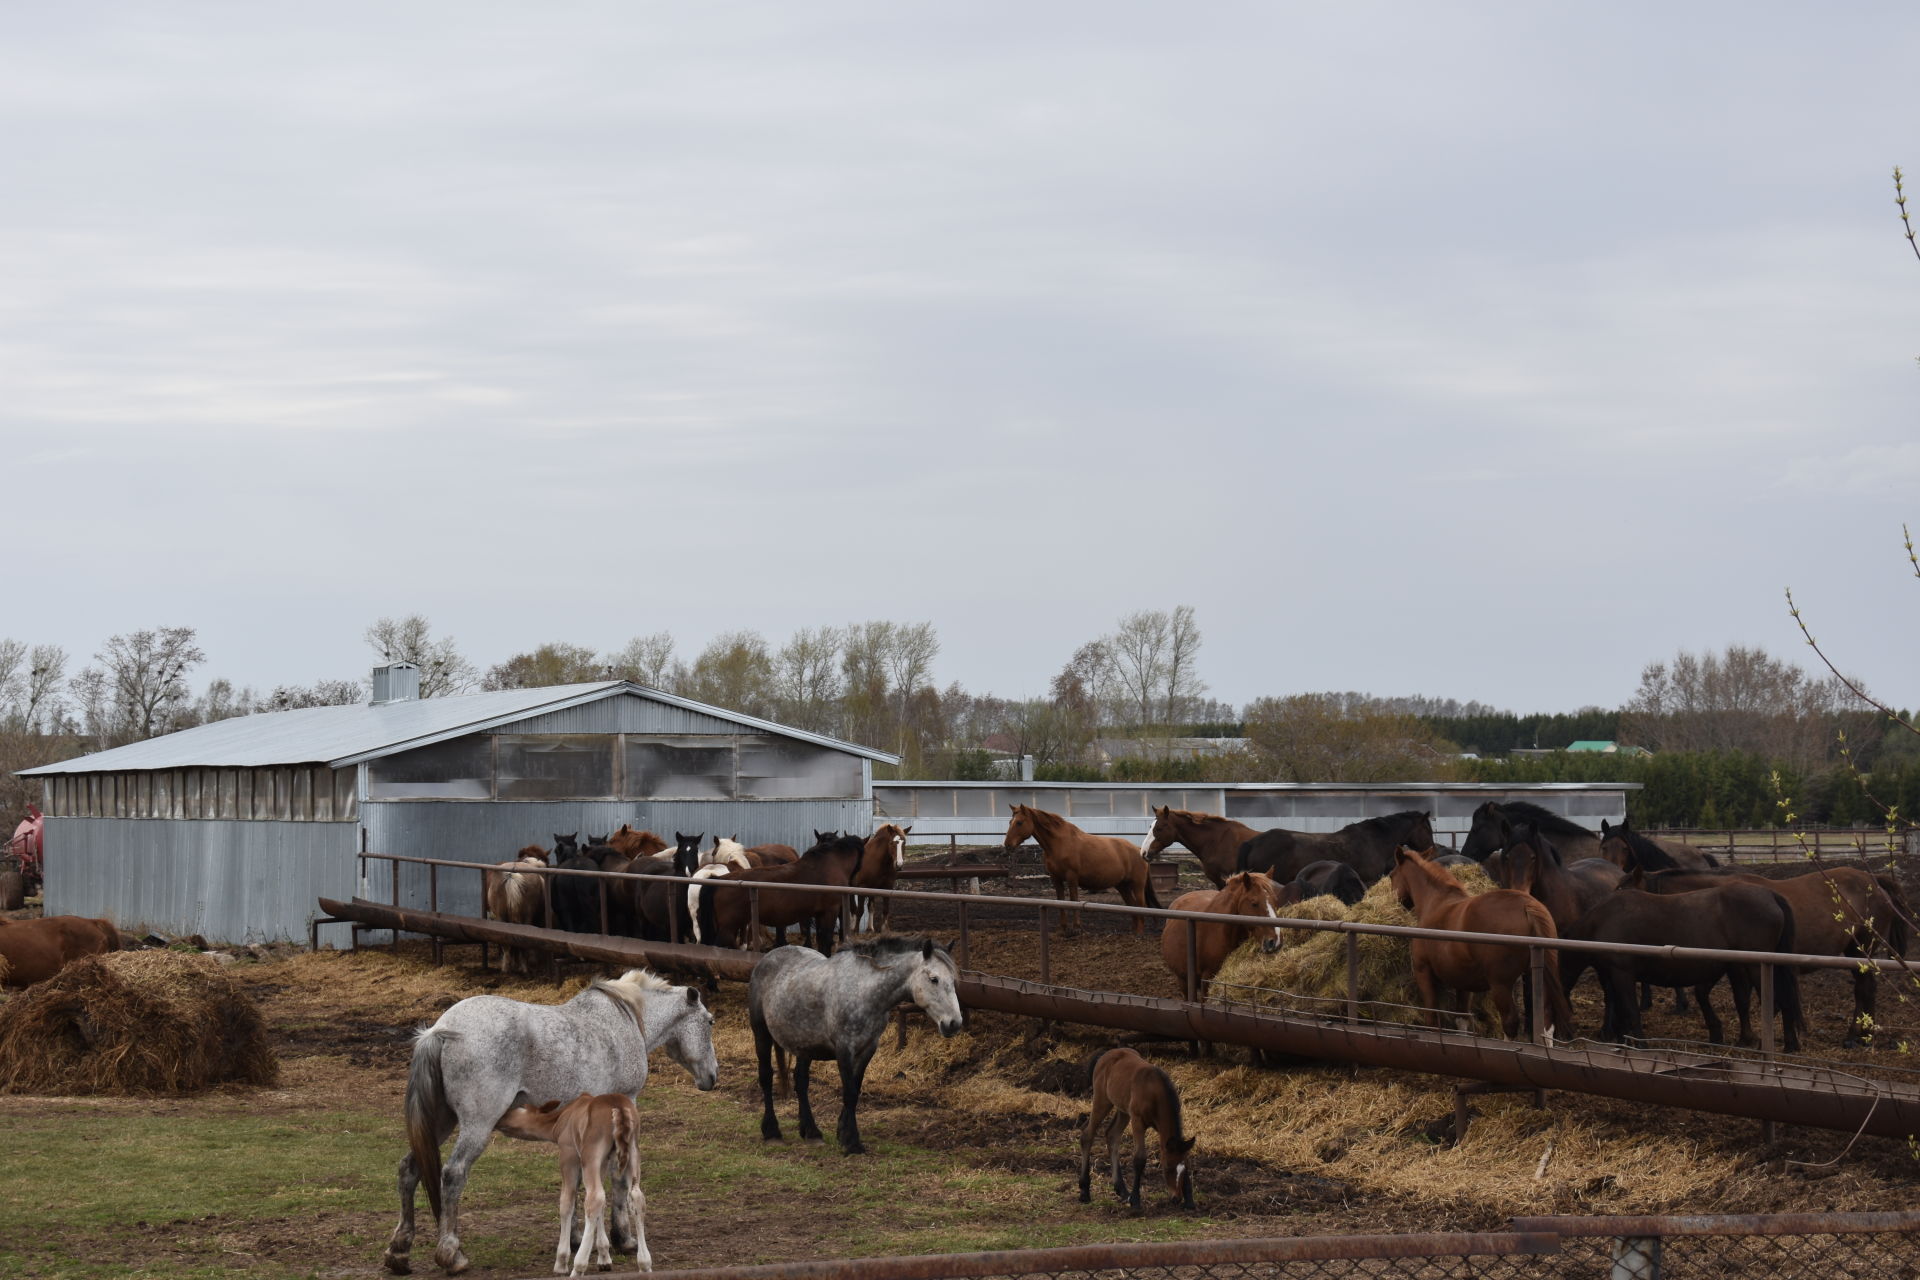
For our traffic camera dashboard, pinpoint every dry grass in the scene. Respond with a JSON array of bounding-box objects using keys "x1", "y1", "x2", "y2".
[
  {"x1": 1213, "y1": 865, "x2": 1500, "y2": 1024},
  {"x1": 0, "y1": 951, "x2": 278, "y2": 1095}
]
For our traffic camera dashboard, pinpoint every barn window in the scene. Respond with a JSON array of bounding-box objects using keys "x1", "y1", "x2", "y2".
[
  {"x1": 497, "y1": 735, "x2": 614, "y2": 800},
  {"x1": 186, "y1": 770, "x2": 204, "y2": 819},
  {"x1": 333, "y1": 768, "x2": 358, "y2": 821},
  {"x1": 736, "y1": 737, "x2": 861, "y2": 800},
  {"x1": 252, "y1": 769, "x2": 275, "y2": 819},
  {"x1": 625, "y1": 737, "x2": 735, "y2": 800},
  {"x1": 292, "y1": 768, "x2": 313, "y2": 819},
  {"x1": 367, "y1": 736, "x2": 493, "y2": 800}
]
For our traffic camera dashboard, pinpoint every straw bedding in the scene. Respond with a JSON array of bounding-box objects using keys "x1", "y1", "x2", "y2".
[
  {"x1": 0, "y1": 949, "x2": 278, "y2": 1095},
  {"x1": 1212, "y1": 863, "x2": 1498, "y2": 1024}
]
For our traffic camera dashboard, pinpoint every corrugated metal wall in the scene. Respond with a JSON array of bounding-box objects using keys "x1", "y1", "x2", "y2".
[
  {"x1": 360, "y1": 797, "x2": 874, "y2": 919},
  {"x1": 43, "y1": 816, "x2": 356, "y2": 944}
]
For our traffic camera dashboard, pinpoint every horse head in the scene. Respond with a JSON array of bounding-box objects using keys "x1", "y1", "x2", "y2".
[
  {"x1": 552, "y1": 833, "x2": 580, "y2": 861},
  {"x1": 871, "y1": 823, "x2": 910, "y2": 869},
  {"x1": 1165, "y1": 1133, "x2": 1197, "y2": 1208},
  {"x1": 660, "y1": 984, "x2": 719, "y2": 1091},
  {"x1": 905, "y1": 939, "x2": 964, "y2": 1036},
  {"x1": 1457, "y1": 802, "x2": 1506, "y2": 862},
  {"x1": 1142, "y1": 806, "x2": 1179, "y2": 857},
  {"x1": 1389, "y1": 845, "x2": 1434, "y2": 912},
  {"x1": 1003, "y1": 805, "x2": 1037, "y2": 849},
  {"x1": 1223, "y1": 871, "x2": 1282, "y2": 953}
]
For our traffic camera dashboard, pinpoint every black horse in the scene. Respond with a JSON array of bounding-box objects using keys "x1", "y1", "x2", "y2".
[
  {"x1": 1457, "y1": 801, "x2": 1603, "y2": 863},
  {"x1": 1237, "y1": 810, "x2": 1432, "y2": 886},
  {"x1": 1289, "y1": 860, "x2": 1366, "y2": 906}
]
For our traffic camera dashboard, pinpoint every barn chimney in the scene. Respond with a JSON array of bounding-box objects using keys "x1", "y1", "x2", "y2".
[{"x1": 370, "y1": 662, "x2": 421, "y2": 705}]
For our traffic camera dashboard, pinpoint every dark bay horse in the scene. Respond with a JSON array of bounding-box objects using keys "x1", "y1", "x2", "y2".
[
  {"x1": 695, "y1": 833, "x2": 865, "y2": 951},
  {"x1": 1159, "y1": 871, "x2": 1284, "y2": 994},
  {"x1": 1290, "y1": 860, "x2": 1366, "y2": 906},
  {"x1": 1484, "y1": 824, "x2": 1623, "y2": 935},
  {"x1": 1639, "y1": 864, "x2": 1909, "y2": 1047},
  {"x1": 1390, "y1": 847, "x2": 1572, "y2": 1039},
  {"x1": 751, "y1": 937, "x2": 963, "y2": 1155},
  {"x1": 1079, "y1": 1046, "x2": 1195, "y2": 1212},
  {"x1": 1236, "y1": 811, "x2": 1432, "y2": 887},
  {"x1": 1143, "y1": 807, "x2": 1265, "y2": 889},
  {"x1": 1561, "y1": 878, "x2": 1805, "y2": 1051},
  {"x1": 633, "y1": 836, "x2": 704, "y2": 942},
  {"x1": 1458, "y1": 800, "x2": 1602, "y2": 863},
  {"x1": 1597, "y1": 819, "x2": 1719, "y2": 871},
  {"x1": 1004, "y1": 805, "x2": 1162, "y2": 934}
]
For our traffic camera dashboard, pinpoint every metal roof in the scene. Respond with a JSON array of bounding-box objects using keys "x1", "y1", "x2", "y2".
[{"x1": 19, "y1": 682, "x2": 901, "y2": 775}]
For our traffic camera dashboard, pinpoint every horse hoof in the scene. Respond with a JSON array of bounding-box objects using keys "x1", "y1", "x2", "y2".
[
  {"x1": 434, "y1": 1246, "x2": 470, "y2": 1275},
  {"x1": 381, "y1": 1250, "x2": 411, "y2": 1276}
]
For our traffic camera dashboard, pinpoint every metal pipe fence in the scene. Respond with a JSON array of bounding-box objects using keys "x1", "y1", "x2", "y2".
[{"x1": 515, "y1": 1212, "x2": 1920, "y2": 1279}]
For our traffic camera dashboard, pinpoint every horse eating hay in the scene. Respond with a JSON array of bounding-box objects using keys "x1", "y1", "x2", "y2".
[
  {"x1": 750, "y1": 936, "x2": 963, "y2": 1155},
  {"x1": 383, "y1": 969, "x2": 716, "y2": 1276}
]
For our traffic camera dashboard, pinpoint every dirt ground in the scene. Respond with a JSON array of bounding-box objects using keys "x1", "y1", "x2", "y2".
[{"x1": 5, "y1": 853, "x2": 1920, "y2": 1276}]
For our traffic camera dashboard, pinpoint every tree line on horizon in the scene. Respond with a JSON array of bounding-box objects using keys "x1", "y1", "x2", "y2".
[{"x1": 1, "y1": 614, "x2": 1910, "y2": 833}]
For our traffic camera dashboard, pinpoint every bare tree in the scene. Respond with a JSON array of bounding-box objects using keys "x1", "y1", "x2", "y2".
[
  {"x1": 365, "y1": 615, "x2": 478, "y2": 698},
  {"x1": 773, "y1": 626, "x2": 845, "y2": 735},
  {"x1": 1243, "y1": 694, "x2": 1458, "y2": 783},
  {"x1": 24, "y1": 644, "x2": 66, "y2": 731},
  {"x1": 607, "y1": 632, "x2": 678, "y2": 689},
  {"x1": 0, "y1": 639, "x2": 24, "y2": 722},
  {"x1": 96, "y1": 627, "x2": 206, "y2": 741},
  {"x1": 1160, "y1": 605, "x2": 1206, "y2": 723},
  {"x1": 1621, "y1": 643, "x2": 1856, "y2": 770},
  {"x1": 66, "y1": 665, "x2": 112, "y2": 747},
  {"x1": 268, "y1": 678, "x2": 367, "y2": 710},
  {"x1": 682, "y1": 630, "x2": 776, "y2": 718},
  {"x1": 482, "y1": 642, "x2": 603, "y2": 690},
  {"x1": 1106, "y1": 610, "x2": 1172, "y2": 729}
]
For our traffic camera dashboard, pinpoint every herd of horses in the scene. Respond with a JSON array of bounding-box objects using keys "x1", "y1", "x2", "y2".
[
  {"x1": 480, "y1": 824, "x2": 913, "y2": 977},
  {"x1": 1127, "y1": 799, "x2": 1910, "y2": 1050}
]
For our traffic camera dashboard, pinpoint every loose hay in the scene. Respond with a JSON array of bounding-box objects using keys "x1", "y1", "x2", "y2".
[
  {"x1": 1213, "y1": 864, "x2": 1497, "y2": 1024},
  {"x1": 0, "y1": 950, "x2": 278, "y2": 1095}
]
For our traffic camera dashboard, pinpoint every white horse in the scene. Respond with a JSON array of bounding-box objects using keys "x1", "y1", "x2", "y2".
[
  {"x1": 383, "y1": 970, "x2": 716, "y2": 1275},
  {"x1": 704, "y1": 837, "x2": 752, "y2": 871}
]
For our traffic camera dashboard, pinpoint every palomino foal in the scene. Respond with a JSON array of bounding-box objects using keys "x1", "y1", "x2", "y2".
[{"x1": 497, "y1": 1092, "x2": 650, "y2": 1276}]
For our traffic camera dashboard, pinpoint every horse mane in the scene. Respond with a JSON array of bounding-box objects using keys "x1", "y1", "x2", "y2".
[
  {"x1": 1152, "y1": 1064, "x2": 1189, "y2": 1145},
  {"x1": 1355, "y1": 810, "x2": 1428, "y2": 833},
  {"x1": 517, "y1": 845, "x2": 547, "y2": 860},
  {"x1": 1495, "y1": 801, "x2": 1592, "y2": 841},
  {"x1": 586, "y1": 969, "x2": 673, "y2": 1023},
  {"x1": 1608, "y1": 824, "x2": 1680, "y2": 871},
  {"x1": 839, "y1": 934, "x2": 947, "y2": 965},
  {"x1": 1509, "y1": 825, "x2": 1564, "y2": 868}
]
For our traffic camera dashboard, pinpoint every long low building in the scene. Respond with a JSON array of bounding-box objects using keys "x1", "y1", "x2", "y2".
[{"x1": 19, "y1": 665, "x2": 899, "y2": 945}]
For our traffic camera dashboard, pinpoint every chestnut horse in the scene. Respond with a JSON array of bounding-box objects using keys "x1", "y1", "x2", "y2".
[
  {"x1": 0, "y1": 915, "x2": 121, "y2": 988},
  {"x1": 1390, "y1": 847, "x2": 1572, "y2": 1040},
  {"x1": 1159, "y1": 871, "x2": 1284, "y2": 994},
  {"x1": 604, "y1": 825, "x2": 668, "y2": 860},
  {"x1": 852, "y1": 823, "x2": 911, "y2": 934},
  {"x1": 1078, "y1": 1046, "x2": 1195, "y2": 1212},
  {"x1": 1004, "y1": 805, "x2": 1162, "y2": 934},
  {"x1": 1143, "y1": 807, "x2": 1264, "y2": 889},
  {"x1": 1639, "y1": 864, "x2": 1909, "y2": 1047}
]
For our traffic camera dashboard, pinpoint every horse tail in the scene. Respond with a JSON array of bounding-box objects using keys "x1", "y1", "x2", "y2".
[
  {"x1": 612, "y1": 1100, "x2": 638, "y2": 1185},
  {"x1": 1874, "y1": 874, "x2": 1912, "y2": 958},
  {"x1": 1768, "y1": 892, "x2": 1806, "y2": 1040},
  {"x1": 405, "y1": 1026, "x2": 454, "y2": 1223},
  {"x1": 1235, "y1": 838, "x2": 1255, "y2": 874},
  {"x1": 1701, "y1": 851, "x2": 1721, "y2": 867},
  {"x1": 1142, "y1": 866, "x2": 1163, "y2": 912}
]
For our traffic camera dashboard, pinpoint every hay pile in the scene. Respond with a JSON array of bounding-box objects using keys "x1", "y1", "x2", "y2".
[
  {"x1": 0, "y1": 949, "x2": 278, "y2": 1095},
  {"x1": 1213, "y1": 863, "x2": 1497, "y2": 1024}
]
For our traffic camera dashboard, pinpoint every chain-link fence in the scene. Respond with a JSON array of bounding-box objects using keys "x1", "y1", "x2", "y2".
[{"x1": 589, "y1": 1213, "x2": 1920, "y2": 1280}]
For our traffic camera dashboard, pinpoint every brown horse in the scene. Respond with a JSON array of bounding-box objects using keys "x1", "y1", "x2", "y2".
[
  {"x1": 743, "y1": 841, "x2": 799, "y2": 867},
  {"x1": 851, "y1": 824, "x2": 911, "y2": 934},
  {"x1": 694, "y1": 833, "x2": 865, "y2": 951},
  {"x1": 1237, "y1": 811, "x2": 1433, "y2": 887},
  {"x1": 1004, "y1": 805, "x2": 1162, "y2": 934},
  {"x1": 482, "y1": 847, "x2": 551, "y2": 975},
  {"x1": 0, "y1": 914, "x2": 121, "y2": 988},
  {"x1": 1640, "y1": 864, "x2": 1909, "y2": 1047},
  {"x1": 1078, "y1": 1046, "x2": 1195, "y2": 1212},
  {"x1": 1143, "y1": 807, "x2": 1264, "y2": 889},
  {"x1": 604, "y1": 825, "x2": 668, "y2": 860},
  {"x1": 1562, "y1": 876, "x2": 1806, "y2": 1051},
  {"x1": 1159, "y1": 872, "x2": 1284, "y2": 994},
  {"x1": 1390, "y1": 847, "x2": 1573, "y2": 1039},
  {"x1": 1485, "y1": 824, "x2": 1624, "y2": 934}
]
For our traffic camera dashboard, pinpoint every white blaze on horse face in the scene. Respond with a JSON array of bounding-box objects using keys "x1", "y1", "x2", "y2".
[
  {"x1": 1261, "y1": 901, "x2": 1281, "y2": 952},
  {"x1": 1139, "y1": 830, "x2": 1154, "y2": 856},
  {"x1": 892, "y1": 834, "x2": 905, "y2": 868}
]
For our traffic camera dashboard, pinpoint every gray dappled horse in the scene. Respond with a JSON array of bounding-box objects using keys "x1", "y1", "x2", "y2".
[
  {"x1": 751, "y1": 936, "x2": 964, "y2": 1154},
  {"x1": 383, "y1": 970, "x2": 718, "y2": 1276}
]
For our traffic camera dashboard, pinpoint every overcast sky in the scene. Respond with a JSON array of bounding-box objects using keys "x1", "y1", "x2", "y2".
[{"x1": 7, "y1": 4, "x2": 1919, "y2": 713}]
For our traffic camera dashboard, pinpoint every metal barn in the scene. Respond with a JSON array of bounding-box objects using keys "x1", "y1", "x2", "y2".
[{"x1": 19, "y1": 666, "x2": 899, "y2": 944}]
